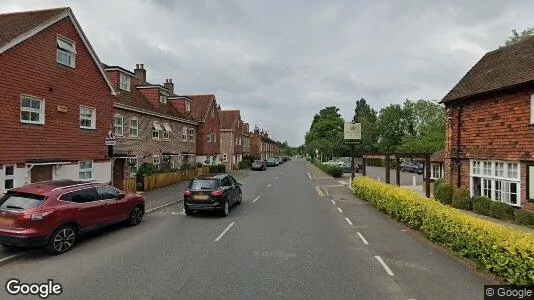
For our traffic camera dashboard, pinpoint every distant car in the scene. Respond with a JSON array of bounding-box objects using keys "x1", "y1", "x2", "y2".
[
  {"x1": 0, "y1": 180, "x2": 145, "y2": 255},
  {"x1": 265, "y1": 158, "x2": 278, "y2": 167},
  {"x1": 324, "y1": 160, "x2": 344, "y2": 166},
  {"x1": 251, "y1": 160, "x2": 267, "y2": 171},
  {"x1": 184, "y1": 174, "x2": 242, "y2": 217},
  {"x1": 340, "y1": 162, "x2": 362, "y2": 173},
  {"x1": 400, "y1": 161, "x2": 424, "y2": 175}
]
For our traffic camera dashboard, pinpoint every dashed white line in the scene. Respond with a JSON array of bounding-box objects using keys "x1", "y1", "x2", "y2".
[
  {"x1": 253, "y1": 196, "x2": 260, "y2": 203},
  {"x1": 337, "y1": 207, "x2": 343, "y2": 213},
  {"x1": 0, "y1": 253, "x2": 24, "y2": 264},
  {"x1": 171, "y1": 209, "x2": 185, "y2": 215},
  {"x1": 330, "y1": 199, "x2": 335, "y2": 205},
  {"x1": 275, "y1": 177, "x2": 279, "y2": 180},
  {"x1": 215, "y1": 222, "x2": 235, "y2": 242},
  {"x1": 345, "y1": 217, "x2": 353, "y2": 226},
  {"x1": 267, "y1": 183, "x2": 272, "y2": 188},
  {"x1": 146, "y1": 201, "x2": 178, "y2": 213},
  {"x1": 375, "y1": 256, "x2": 394, "y2": 276},
  {"x1": 356, "y1": 232, "x2": 369, "y2": 245}
]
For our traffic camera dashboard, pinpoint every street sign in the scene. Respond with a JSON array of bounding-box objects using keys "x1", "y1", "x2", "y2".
[
  {"x1": 344, "y1": 122, "x2": 361, "y2": 140},
  {"x1": 105, "y1": 130, "x2": 117, "y2": 146}
]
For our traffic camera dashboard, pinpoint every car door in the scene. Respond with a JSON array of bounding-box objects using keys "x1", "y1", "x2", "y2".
[
  {"x1": 221, "y1": 176, "x2": 235, "y2": 204},
  {"x1": 229, "y1": 176, "x2": 242, "y2": 201},
  {"x1": 63, "y1": 187, "x2": 111, "y2": 231},
  {"x1": 96, "y1": 186, "x2": 130, "y2": 222}
]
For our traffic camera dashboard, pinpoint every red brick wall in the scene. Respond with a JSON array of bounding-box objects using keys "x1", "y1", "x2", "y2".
[
  {"x1": 138, "y1": 88, "x2": 160, "y2": 108},
  {"x1": 250, "y1": 135, "x2": 260, "y2": 159},
  {"x1": 444, "y1": 87, "x2": 534, "y2": 208},
  {"x1": 0, "y1": 17, "x2": 114, "y2": 164},
  {"x1": 196, "y1": 100, "x2": 220, "y2": 155}
]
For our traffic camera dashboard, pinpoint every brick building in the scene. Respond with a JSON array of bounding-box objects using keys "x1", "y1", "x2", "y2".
[
  {"x1": 442, "y1": 36, "x2": 534, "y2": 210},
  {"x1": 219, "y1": 110, "x2": 243, "y2": 170},
  {"x1": 250, "y1": 126, "x2": 281, "y2": 160},
  {"x1": 0, "y1": 7, "x2": 116, "y2": 193},
  {"x1": 242, "y1": 122, "x2": 251, "y2": 159},
  {"x1": 104, "y1": 64, "x2": 197, "y2": 187}
]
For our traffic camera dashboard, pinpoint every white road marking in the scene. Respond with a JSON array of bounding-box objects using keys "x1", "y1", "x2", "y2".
[
  {"x1": 0, "y1": 253, "x2": 24, "y2": 264},
  {"x1": 275, "y1": 177, "x2": 279, "y2": 180},
  {"x1": 345, "y1": 217, "x2": 353, "y2": 226},
  {"x1": 322, "y1": 187, "x2": 329, "y2": 196},
  {"x1": 375, "y1": 256, "x2": 394, "y2": 276},
  {"x1": 401, "y1": 229, "x2": 406, "y2": 232},
  {"x1": 171, "y1": 209, "x2": 185, "y2": 215},
  {"x1": 146, "y1": 201, "x2": 178, "y2": 213},
  {"x1": 215, "y1": 222, "x2": 235, "y2": 242},
  {"x1": 337, "y1": 207, "x2": 343, "y2": 213},
  {"x1": 267, "y1": 183, "x2": 272, "y2": 188},
  {"x1": 315, "y1": 186, "x2": 323, "y2": 196},
  {"x1": 356, "y1": 232, "x2": 369, "y2": 245},
  {"x1": 330, "y1": 199, "x2": 335, "y2": 205},
  {"x1": 253, "y1": 196, "x2": 260, "y2": 203}
]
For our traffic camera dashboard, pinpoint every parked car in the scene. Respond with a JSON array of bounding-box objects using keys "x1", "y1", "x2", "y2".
[
  {"x1": 324, "y1": 160, "x2": 344, "y2": 166},
  {"x1": 399, "y1": 161, "x2": 424, "y2": 175},
  {"x1": 184, "y1": 174, "x2": 242, "y2": 217},
  {"x1": 0, "y1": 180, "x2": 145, "y2": 255},
  {"x1": 340, "y1": 162, "x2": 362, "y2": 173},
  {"x1": 266, "y1": 158, "x2": 278, "y2": 167},
  {"x1": 251, "y1": 160, "x2": 267, "y2": 171}
]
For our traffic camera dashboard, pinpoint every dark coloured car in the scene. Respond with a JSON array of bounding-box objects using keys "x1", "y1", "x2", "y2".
[
  {"x1": 184, "y1": 174, "x2": 243, "y2": 217},
  {"x1": 340, "y1": 162, "x2": 362, "y2": 173},
  {"x1": 400, "y1": 161, "x2": 424, "y2": 175},
  {"x1": 251, "y1": 160, "x2": 267, "y2": 171},
  {"x1": 0, "y1": 180, "x2": 145, "y2": 255},
  {"x1": 265, "y1": 158, "x2": 278, "y2": 167}
]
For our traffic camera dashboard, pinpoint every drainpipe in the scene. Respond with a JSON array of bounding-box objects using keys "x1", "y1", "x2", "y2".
[{"x1": 456, "y1": 105, "x2": 462, "y2": 188}]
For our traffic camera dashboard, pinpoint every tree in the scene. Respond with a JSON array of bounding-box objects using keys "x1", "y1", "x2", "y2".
[
  {"x1": 305, "y1": 106, "x2": 347, "y2": 160},
  {"x1": 503, "y1": 28, "x2": 534, "y2": 47},
  {"x1": 352, "y1": 98, "x2": 378, "y2": 153},
  {"x1": 376, "y1": 104, "x2": 406, "y2": 152},
  {"x1": 397, "y1": 99, "x2": 445, "y2": 153}
]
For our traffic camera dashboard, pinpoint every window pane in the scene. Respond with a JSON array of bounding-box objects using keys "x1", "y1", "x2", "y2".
[
  {"x1": 5, "y1": 166, "x2": 14, "y2": 176},
  {"x1": 97, "y1": 187, "x2": 118, "y2": 200},
  {"x1": 21, "y1": 111, "x2": 30, "y2": 121},
  {"x1": 30, "y1": 112, "x2": 39, "y2": 122},
  {"x1": 30, "y1": 99, "x2": 40, "y2": 109},
  {"x1": 21, "y1": 98, "x2": 30, "y2": 107}
]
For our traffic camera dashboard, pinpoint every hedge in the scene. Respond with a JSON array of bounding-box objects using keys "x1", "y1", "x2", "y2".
[
  {"x1": 315, "y1": 163, "x2": 343, "y2": 178},
  {"x1": 209, "y1": 164, "x2": 226, "y2": 174},
  {"x1": 451, "y1": 187, "x2": 472, "y2": 210},
  {"x1": 352, "y1": 176, "x2": 534, "y2": 284},
  {"x1": 434, "y1": 182, "x2": 453, "y2": 205},
  {"x1": 473, "y1": 196, "x2": 492, "y2": 216},
  {"x1": 515, "y1": 209, "x2": 534, "y2": 226},
  {"x1": 489, "y1": 201, "x2": 515, "y2": 221}
]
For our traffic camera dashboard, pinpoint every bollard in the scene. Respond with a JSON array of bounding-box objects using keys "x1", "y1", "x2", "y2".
[
  {"x1": 412, "y1": 176, "x2": 416, "y2": 186},
  {"x1": 377, "y1": 177, "x2": 381, "y2": 182}
]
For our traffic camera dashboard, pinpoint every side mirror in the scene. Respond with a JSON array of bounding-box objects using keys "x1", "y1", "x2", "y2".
[
  {"x1": 236, "y1": 182, "x2": 243, "y2": 187},
  {"x1": 117, "y1": 192, "x2": 126, "y2": 200}
]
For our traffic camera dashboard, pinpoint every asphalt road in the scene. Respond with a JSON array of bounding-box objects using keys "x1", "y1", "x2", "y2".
[
  {"x1": 0, "y1": 159, "x2": 493, "y2": 299},
  {"x1": 346, "y1": 166, "x2": 425, "y2": 186}
]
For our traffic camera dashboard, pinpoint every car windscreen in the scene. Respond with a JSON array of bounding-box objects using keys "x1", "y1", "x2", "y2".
[
  {"x1": 266, "y1": 158, "x2": 275, "y2": 162},
  {"x1": 189, "y1": 179, "x2": 220, "y2": 190},
  {"x1": 0, "y1": 192, "x2": 46, "y2": 210},
  {"x1": 253, "y1": 160, "x2": 262, "y2": 164}
]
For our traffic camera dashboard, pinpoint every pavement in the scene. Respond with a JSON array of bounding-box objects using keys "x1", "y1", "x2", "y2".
[{"x1": 0, "y1": 159, "x2": 495, "y2": 299}]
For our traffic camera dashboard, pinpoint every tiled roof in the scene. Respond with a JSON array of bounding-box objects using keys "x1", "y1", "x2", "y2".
[
  {"x1": 180, "y1": 94, "x2": 215, "y2": 121},
  {"x1": 0, "y1": 7, "x2": 68, "y2": 49},
  {"x1": 430, "y1": 150, "x2": 444, "y2": 163},
  {"x1": 219, "y1": 110, "x2": 239, "y2": 130},
  {"x1": 442, "y1": 36, "x2": 534, "y2": 103}
]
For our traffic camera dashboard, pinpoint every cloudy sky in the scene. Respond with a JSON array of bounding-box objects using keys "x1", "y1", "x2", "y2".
[{"x1": 2, "y1": 0, "x2": 533, "y2": 145}]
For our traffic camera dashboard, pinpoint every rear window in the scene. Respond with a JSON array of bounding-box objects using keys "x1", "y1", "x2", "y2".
[
  {"x1": 253, "y1": 160, "x2": 262, "y2": 163},
  {"x1": 189, "y1": 179, "x2": 220, "y2": 190},
  {"x1": 0, "y1": 192, "x2": 46, "y2": 210}
]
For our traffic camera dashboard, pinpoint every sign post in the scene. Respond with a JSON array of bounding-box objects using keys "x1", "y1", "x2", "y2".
[
  {"x1": 344, "y1": 123, "x2": 361, "y2": 185},
  {"x1": 105, "y1": 130, "x2": 118, "y2": 186}
]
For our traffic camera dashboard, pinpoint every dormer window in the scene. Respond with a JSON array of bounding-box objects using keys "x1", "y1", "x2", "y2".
[
  {"x1": 120, "y1": 73, "x2": 131, "y2": 91},
  {"x1": 160, "y1": 91, "x2": 168, "y2": 104},
  {"x1": 56, "y1": 36, "x2": 76, "y2": 68},
  {"x1": 185, "y1": 99, "x2": 191, "y2": 112},
  {"x1": 211, "y1": 106, "x2": 215, "y2": 117}
]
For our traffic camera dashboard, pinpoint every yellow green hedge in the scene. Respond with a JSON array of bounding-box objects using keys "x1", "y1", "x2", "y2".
[{"x1": 353, "y1": 176, "x2": 534, "y2": 284}]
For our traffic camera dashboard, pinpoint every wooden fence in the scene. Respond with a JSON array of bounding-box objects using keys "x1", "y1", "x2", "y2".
[
  {"x1": 122, "y1": 178, "x2": 137, "y2": 193},
  {"x1": 143, "y1": 166, "x2": 212, "y2": 191}
]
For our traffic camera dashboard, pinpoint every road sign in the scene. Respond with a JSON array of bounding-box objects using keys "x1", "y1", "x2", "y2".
[
  {"x1": 344, "y1": 122, "x2": 361, "y2": 140},
  {"x1": 105, "y1": 130, "x2": 117, "y2": 146}
]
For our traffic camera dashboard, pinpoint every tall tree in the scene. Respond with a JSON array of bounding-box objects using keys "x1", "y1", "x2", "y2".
[
  {"x1": 503, "y1": 27, "x2": 534, "y2": 46},
  {"x1": 398, "y1": 99, "x2": 445, "y2": 153},
  {"x1": 376, "y1": 104, "x2": 405, "y2": 152},
  {"x1": 352, "y1": 98, "x2": 378, "y2": 153},
  {"x1": 305, "y1": 106, "x2": 347, "y2": 160}
]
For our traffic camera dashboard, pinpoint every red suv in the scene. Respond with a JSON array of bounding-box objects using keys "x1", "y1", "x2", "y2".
[{"x1": 0, "y1": 180, "x2": 145, "y2": 255}]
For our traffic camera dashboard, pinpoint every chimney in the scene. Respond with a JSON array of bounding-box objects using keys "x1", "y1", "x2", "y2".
[
  {"x1": 217, "y1": 104, "x2": 221, "y2": 111},
  {"x1": 254, "y1": 126, "x2": 260, "y2": 134},
  {"x1": 164, "y1": 79, "x2": 174, "y2": 95},
  {"x1": 134, "y1": 64, "x2": 146, "y2": 83}
]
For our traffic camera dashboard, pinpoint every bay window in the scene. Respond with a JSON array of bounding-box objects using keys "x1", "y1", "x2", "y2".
[{"x1": 470, "y1": 160, "x2": 520, "y2": 206}]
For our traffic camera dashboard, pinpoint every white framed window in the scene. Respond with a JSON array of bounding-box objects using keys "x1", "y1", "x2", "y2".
[
  {"x1": 208, "y1": 131, "x2": 212, "y2": 143},
  {"x1": 222, "y1": 154, "x2": 227, "y2": 162},
  {"x1": 431, "y1": 164, "x2": 442, "y2": 179},
  {"x1": 79, "y1": 160, "x2": 93, "y2": 180},
  {"x1": 80, "y1": 106, "x2": 96, "y2": 129},
  {"x1": 160, "y1": 91, "x2": 168, "y2": 104},
  {"x1": 20, "y1": 95, "x2": 44, "y2": 125},
  {"x1": 128, "y1": 157, "x2": 138, "y2": 176},
  {"x1": 213, "y1": 133, "x2": 217, "y2": 143},
  {"x1": 152, "y1": 122, "x2": 162, "y2": 139},
  {"x1": 114, "y1": 115, "x2": 123, "y2": 136},
  {"x1": 120, "y1": 73, "x2": 131, "y2": 91},
  {"x1": 129, "y1": 118, "x2": 139, "y2": 137},
  {"x1": 56, "y1": 36, "x2": 76, "y2": 68},
  {"x1": 239, "y1": 138, "x2": 242, "y2": 146},
  {"x1": 4, "y1": 165, "x2": 15, "y2": 190},
  {"x1": 153, "y1": 156, "x2": 161, "y2": 170},
  {"x1": 182, "y1": 127, "x2": 187, "y2": 141},
  {"x1": 162, "y1": 123, "x2": 171, "y2": 140},
  {"x1": 185, "y1": 100, "x2": 191, "y2": 112},
  {"x1": 470, "y1": 160, "x2": 521, "y2": 206},
  {"x1": 235, "y1": 138, "x2": 238, "y2": 146},
  {"x1": 189, "y1": 128, "x2": 195, "y2": 141}
]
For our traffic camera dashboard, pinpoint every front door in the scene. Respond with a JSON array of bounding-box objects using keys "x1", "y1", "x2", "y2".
[
  {"x1": 31, "y1": 165, "x2": 53, "y2": 183},
  {"x1": 113, "y1": 158, "x2": 125, "y2": 190}
]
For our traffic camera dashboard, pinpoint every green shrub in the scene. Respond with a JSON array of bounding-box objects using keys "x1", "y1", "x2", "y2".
[
  {"x1": 434, "y1": 182, "x2": 453, "y2": 205},
  {"x1": 473, "y1": 196, "x2": 492, "y2": 216},
  {"x1": 451, "y1": 188, "x2": 472, "y2": 210},
  {"x1": 209, "y1": 164, "x2": 226, "y2": 174},
  {"x1": 352, "y1": 176, "x2": 534, "y2": 284},
  {"x1": 239, "y1": 159, "x2": 252, "y2": 169},
  {"x1": 489, "y1": 201, "x2": 516, "y2": 221},
  {"x1": 515, "y1": 209, "x2": 534, "y2": 226},
  {"x1": 315, "y1": 163, "x2": 342, "y2": 178}
]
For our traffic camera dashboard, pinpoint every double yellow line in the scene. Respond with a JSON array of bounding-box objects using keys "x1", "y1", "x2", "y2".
[{"x1": 315, "y1": 186, "x2": 329, "y2": 197}]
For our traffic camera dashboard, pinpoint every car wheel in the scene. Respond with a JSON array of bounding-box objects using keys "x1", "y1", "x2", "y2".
[
  {"x1": 45, "y1": 225, "x2": 77, "y2": 255},
  {"x1": 128, "y1": 205, "x2": 144, "y2": 226},
  {"x1": 221, "y1": 200, "x2": 229, "y2": 217},
  {"x1": 184, "y1": 208, "x2": 193, "y2": 216}
]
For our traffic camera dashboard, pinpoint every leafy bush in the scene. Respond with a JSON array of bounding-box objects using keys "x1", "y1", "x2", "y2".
[
  {"x1": 473, "y1": 196, "x2": 492, "y2": 216},
  {"x1": 209, "y1": 164, "x2": 226, "y2": 174},
  {"x1": 352, "y1": 176, "x2": 534, "y2": 284},
  {"x1": 434, "y1": 182, "x2": 453, "y2": 205},
  {"x1": 451, "y1": 188, "x2": 472, "y2": 210},
  {"x1": 489, "y1": 201, "x2": 515, "y2": 221},
  {"x1": 315, "y1": 163, "x2": 343, "y2": 178},
  {"x1": 136, "y1": 163, "x2": 158, "y2": 179},
  {"x1": 515, "y1": 209, "x2": 534, "y2": 226},
  {"x1": 195, "y1": 162, "x2": 203, "y2": 168},
  {"x1": 239, "y1": 159, "x2": 252, "y2": 169}
]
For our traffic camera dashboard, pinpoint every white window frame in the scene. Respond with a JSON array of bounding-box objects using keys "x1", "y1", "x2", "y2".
[
  {"x1": 152, "y1": 122, "x2": 162, "y2": 139},
  {"x1": 153, "y1": 156, "x2": 161, "y2": 170},
  {"x1": 120, "y1": 73, "x2": 131, "y2": 92},
  {"x1": 189, "y1": 128, "x2": 195, "y2": 142},
  {"x1": 114, "y1": 114, "x2": 124, "y2": 136},
  {"x1": 3, "y1": 165, "x2": 15, "y2": 190},
  {"x1": 239, "y1": 138, "x2": 242, "y2": 146},
  {"x1": 56, "y1": 36, "x2": 76, "y2": 68},
  {"x1": 160, "y1": 91, "x2": 168, "y2": 104},
  {"x1": 430, "y1": 163, "x2": 442, "y2": 180},
  {"x1": 128, "y1": 157, "x2": 138, "y2": 176},
  {"x1": 213, "y1": 132, "x2": 217, "y2": 143},
  {"x1": 80, "y1": 106, "x2": 96, "y2": 130},
  {"x1": 162, "y1": 123, "x2": 171, "y2": 140},
  {"x1": 208, "y1": 131, "x2": 212, "y2": 143},
  {"x1": 185, "y1": 100, "x2": 191, "y2": 112},
  {"x1": 129, "y1": 117, "x2": 139, "y2": 137},
  {"x1": 222, "y1": 153, "x2": 228, "y2": 162},
  {"x1": 20, "y1": 95, "x2": 45, "y2": 125},
  {"x1": 470, "y1": 160, "x2": 521, "y2": 207},
  {"x1": 79, "y1": 160, "x2": 93, "y2": 180},
  {"x1": 182, "y1": 127, "x2": 188, "y2": 141}
]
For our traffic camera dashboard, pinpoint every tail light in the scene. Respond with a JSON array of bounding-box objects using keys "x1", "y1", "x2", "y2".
[
  {"x1": 211, "y1": 190, "x2": 224, "y2": 197},
  {"x1": 184, "y1": 190, "x2": 191, "y2": 198},
  {"x1": 16, "y1": 210, "x2": 54, "y2": 221}
]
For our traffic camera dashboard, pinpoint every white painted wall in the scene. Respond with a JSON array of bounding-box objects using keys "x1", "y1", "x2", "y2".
[
  {"x1": 0, "y1": 166, "x2": 27, "y2": 194},
  {"x1": 54, "y1": 162, "x2": 111, "y2": 183}
]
